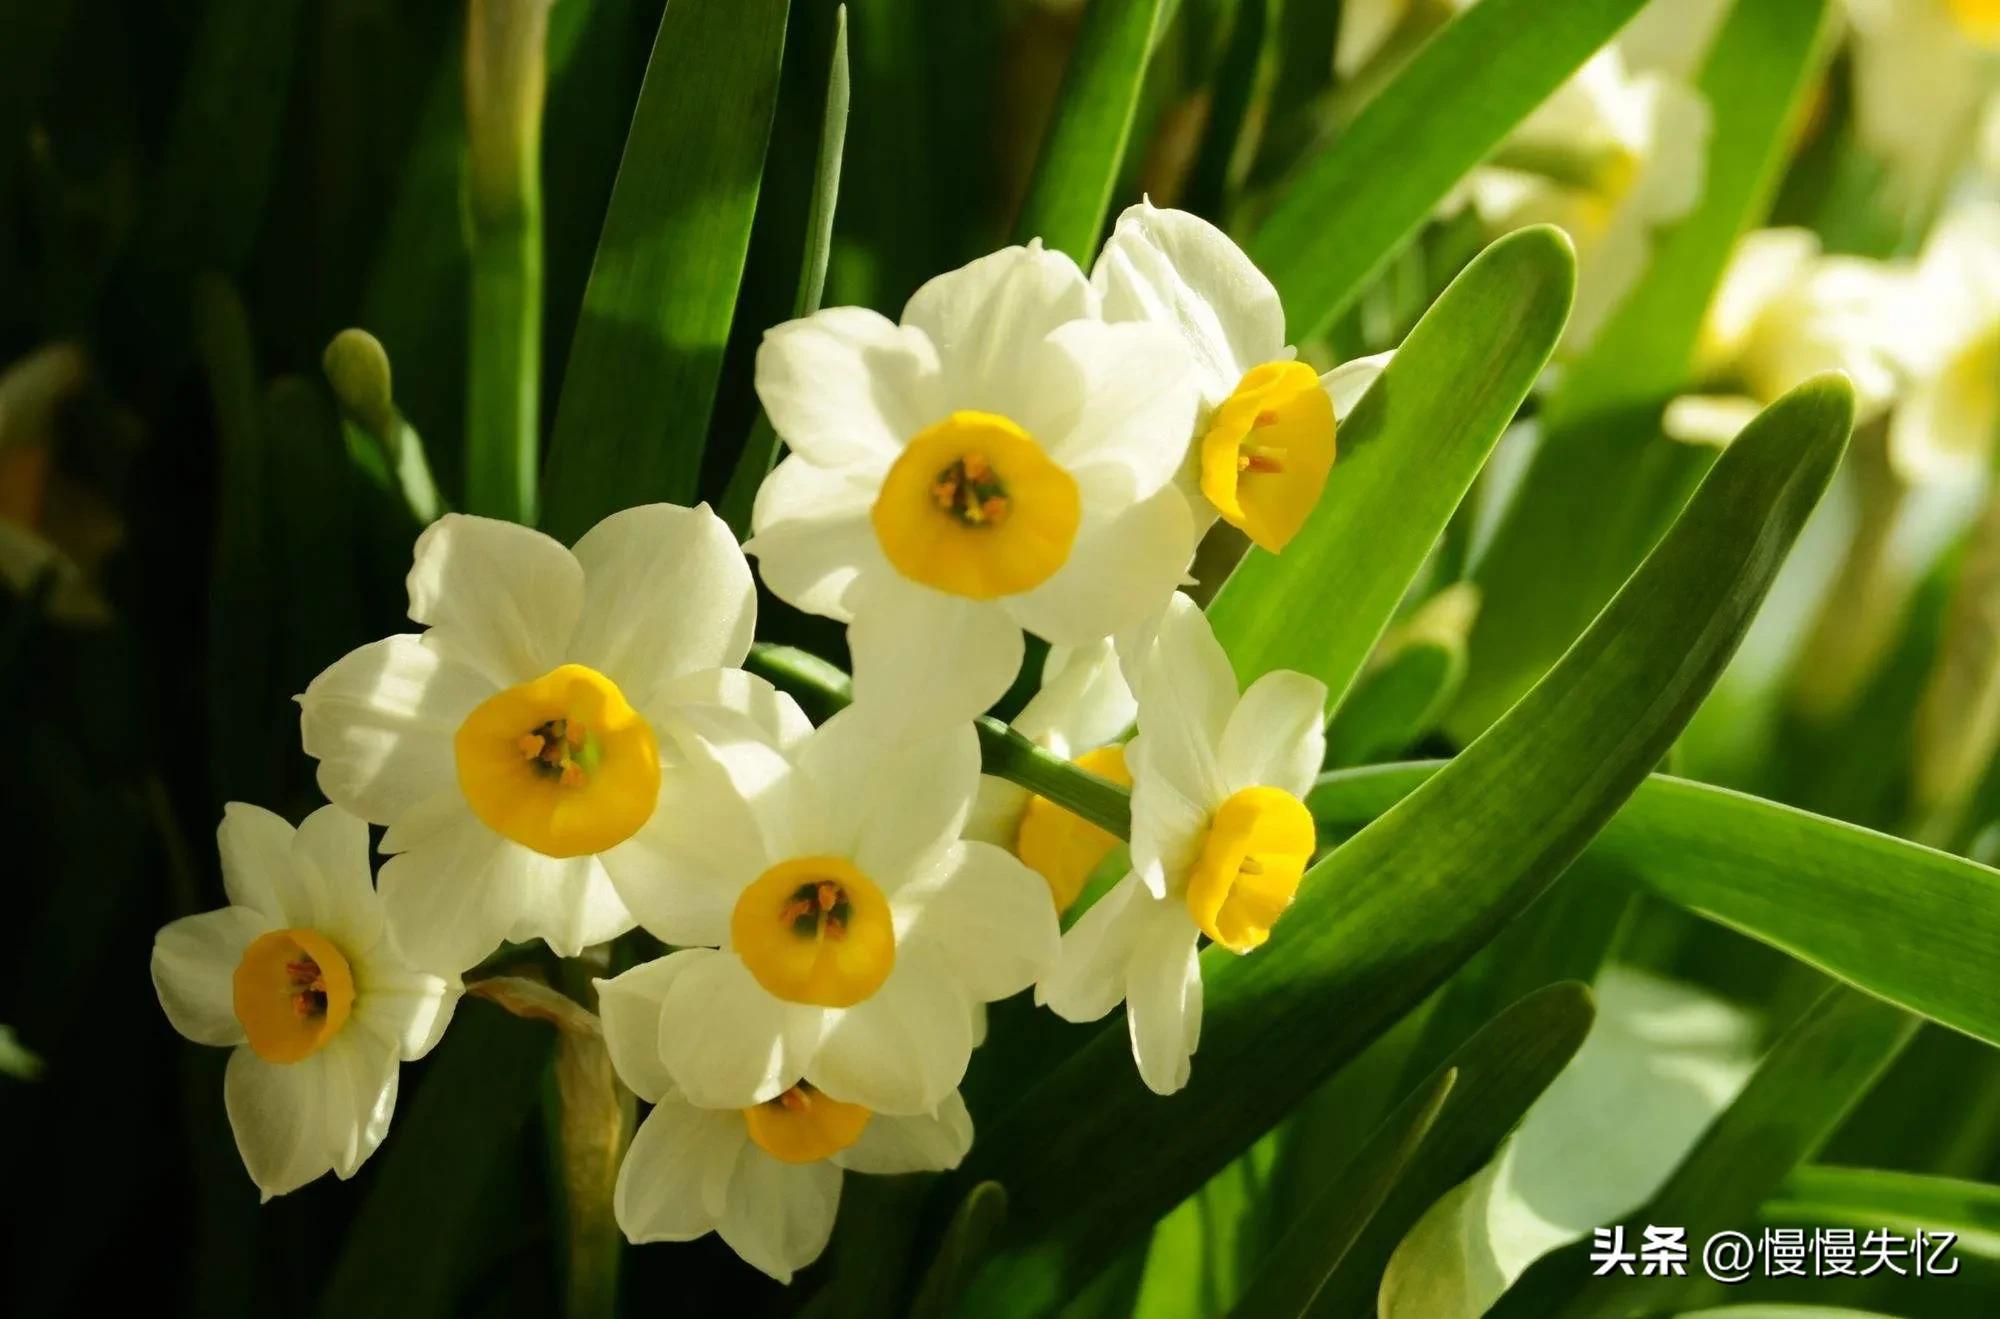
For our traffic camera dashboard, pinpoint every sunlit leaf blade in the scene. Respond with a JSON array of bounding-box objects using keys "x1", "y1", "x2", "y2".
[
  {"x1": 721, "y1": 5, "x2": 851, "y2": 539},
  {"x1": 1247, "y1": 0, "x2": 1647, "y2": 340},
  {"x1": 1453, "y1": 0, "x2": 1836, "y2": 737},
  {"x1": 1228, "y1": 1068, "x2": 1458, "y2": 1318},
  {"x1": 1310, "y1": 764, "x2": 2000, "y2": 1052},
  {"x1": 1210, "y1": 226, "x2": 1570, "y2": 715},
  {"x1": 948, "y1": 376, "x2": 1853, "y2": 1312},
  {"x1": 538, "y1": 0, "x2": 790, "y2": 543},
  {"x1": 911, "y1": 1181, "x2": 1010, "y2": 1319},
  {"x1": 1769, "y1": 1165, "x2": 2000, "y2": 1251},
  {"x1": 1011, "y1": 0, "x2": 1165, "y2": 262},
  {"x1": 1490, "y1": 987, "x2": 1916, "y2": 1317},
  {"x1": 315, "y1": 1004, "x2": 554, "y2": 1319}
]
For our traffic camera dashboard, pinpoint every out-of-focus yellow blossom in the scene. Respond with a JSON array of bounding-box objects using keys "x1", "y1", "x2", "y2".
[{"x1": 1844, "y1": 0, "x2": 1999, "y2": 213}]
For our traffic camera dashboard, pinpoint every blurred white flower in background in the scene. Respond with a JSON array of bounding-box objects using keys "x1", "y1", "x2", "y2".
[
  {"x1": 1884, "y1": 203, "x2": 2000, "y2": 486},
  {"x1": 1844, "y1": 0, "x2": 1999, "y2": 215}
]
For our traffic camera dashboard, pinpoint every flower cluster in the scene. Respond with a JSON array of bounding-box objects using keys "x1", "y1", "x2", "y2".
[{"x1": 150, "y1": 203, "x2": 1346, "y2": 1281}]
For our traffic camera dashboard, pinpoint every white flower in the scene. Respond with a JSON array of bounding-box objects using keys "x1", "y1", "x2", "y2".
[
  {"x1": 597, "y1": 957, "x2": 972, "y2": 1283},
  {"x1": 1038, "y1": 594, "x2": 1326, "y2": 1094},
  {"x1": 1845, "y1": 0, "x2": 1998, "y2": 211},
  {"x1": 966, "y1": 638, "x2": 1137, "y2": 913},
  {"x1": 747, "y1": 243, "x2": 1200, "y2": 735},
  {"x1": 1665, "y1": 228, "x2": 1903, "y2": 445},
  {"x1": 1465, "y1": 48, "x2": 1710, "y2": 353},
  {"x1": 1091, "y1": 201, "x2": 1386, "y2": 554},
  {"x1": 1885, "y1": 203, "x2": 2000, "y2": 485},
  {"x1": 150, "y1": 803, "x2": 459, "y2": 1200},
  {"x1": 602, "y1": 707, "x2": 1059, "y2": 1115},
  {"x1": 298, "y1": 503, "x2": 778, "y2": 974}
]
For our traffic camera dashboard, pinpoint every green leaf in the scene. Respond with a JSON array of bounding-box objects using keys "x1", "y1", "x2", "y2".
[
  {"x1": 1011, "y1": 0, "x2": 1166, "y2": 262},
  {"x1": 1489, "y1": 987, "x2": 1916, "y2": 1317},
  {"x1": 1246, "y1": 0, "x2": 1647, "y2": 340},
  {"x1": 948, "y1": 376, "x2": 1853, "y2": 1313},
  {"x1": 315, "y1": 1002, "x2": 555, "y2": 1319},
  {"x1": 911, "y1": 1181, "x2": 1010, "y2": 1319},
  {"x1": 1209, "y1": 226, "x2": 1571, "y2": 713},
  {"x1": 1767, "y1": 1165, "x2": 2000, "y2": 1252},
  {"x1": 1228, "y1": 1067, "x2": 1458, "y2": 1318},
  {"x1": 1309, "y1": 764, "x2": 2000, "y2": 1052},
  {"x1": 538, "y1": 0, "x2": 790, "y2": 543},
  {"x1": 720, "y1": 4, "x2": 851, "y2": 539},
  {"x1": 1453, "y1": 0, "x2": 1836, "y2": 737},
  {"x1": 1324, "y1": 639, "x2": 1462, "y2": 766}
]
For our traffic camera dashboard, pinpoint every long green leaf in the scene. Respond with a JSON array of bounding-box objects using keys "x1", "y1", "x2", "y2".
[
  {"x1": 1247, "y1": 0, "x2": 1647, "y2": 340},
  {"x1": 948, "y1": 376, "x2": 1853, "y2": 1312},
  {"x1": 1453, "y1": 0, "x2": 1835, "y2": 737},
  {"x1": 911, "y1": 1181, "x2": 1010, "y2": 1319},
  {"x1": 538, "y1": 0, "x2": 789, "y2": 543},
  {"x1": 1490, "y1": 987, "x2": 1916, "y2": 1317},
  {"x1": 1209, "y1": 226, "x2": 1570, "y2": 713},
  {"x1": 720, "y1": 4, "x2": 851, "y2": 539},
  {"x1": 1011, "y1": 0, "x2": 1165, "y2": 262},
  {"x1": 1309, "y1": 765, "x2": 2000, "y2": 1051},
  {"x1": 1768, "y1": 1165, "x2": 2000, "y2": 1253}
]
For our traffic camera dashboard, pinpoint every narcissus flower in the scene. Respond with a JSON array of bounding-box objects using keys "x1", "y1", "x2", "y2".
[
  {"x1": 1091, "y1": 202, "x2": 1384, "y2": 553},
  {"x1": 748, "y1": 243, "x2": 1199, "y2": 734},
  {"x1": 1666, "y1": 228, "x2": 1901, "y2": 445},
  {"x1": 150, "y1": 804, "x2": 458, "y2": 1200},
  {"x1": 966, "y1": 639, "x2": 1136, "y2": 913},
  {"x1": 1845, "y1": 0, "x2": 1999, "y2": 211},
  {"x1": 1038, "y1": 594, "x2": 1326, "y2": 1094},
  {"x1": 1885, "y1": 204, "x2": 2000, "y2": 486},
  {"x1": 299, "y1": 503, "x2": 776, "y2": 973},
  {"x1": 598, "y1": 957, "x2": 972, "y2": 1283},
  {"x1": 603, "y1": 709, "x2": 1058, "y2": 1116}
]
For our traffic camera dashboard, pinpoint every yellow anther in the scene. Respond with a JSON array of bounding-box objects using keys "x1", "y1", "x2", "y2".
[{"x1": 516, "y1": 733, "x2": 546, "y2": 760}]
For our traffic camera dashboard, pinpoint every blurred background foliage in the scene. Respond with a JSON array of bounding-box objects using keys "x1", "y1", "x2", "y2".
[{"x1": 1, "y1": 0, "x2": 1997, "y2": 1315}]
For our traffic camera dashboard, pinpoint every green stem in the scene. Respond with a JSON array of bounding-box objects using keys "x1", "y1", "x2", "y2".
[
  {"x1": 744, "y1": 643, "x2": 1133, "y2": 839},
  {"x1": 466, "y1": 216, "x2": 541, "y2": 523}
]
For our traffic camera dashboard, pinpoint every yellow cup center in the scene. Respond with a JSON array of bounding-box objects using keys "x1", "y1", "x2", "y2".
[
  {"x1": 1948, "y1": 0, "x2": 2000, "y2": 46},
  {"x1": 872, "y1": 410, "x2": 1081, "y2": 599},
  {"x1": 1014, "y1": 744, "x2": 1131, "y2": 913},
  {"x1": 454, "y1": 663, "x2": 661, "y2": 858},
  {"x1": 731, "y1": 856, "x2": 896, "y2": 1008},
  {"x1": 1198, "y1": 361, "x2": 1336, "y2": 553},
  {"x1": 1183, "y1": 785, "x2": 1316, "y2": 954},
  {"x1": 742, "y1": 1083, "x2": 873, "y2": 1164},
  {"x1": 232, "y1": 928, "x2": 356, "y2": 1064}
]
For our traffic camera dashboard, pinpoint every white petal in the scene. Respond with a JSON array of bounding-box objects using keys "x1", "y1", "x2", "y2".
[
  {"x1": 1092, "y1": 202, "x2": 1284, "y2": 402},
  {"x1": 847, "y1": 575, "x2": 1025, "y2": 735},
  {"x1": 832, "y1": 1090, "x2": 973, "y2": 1175},
  {"x1": 152, "y1": 906, "x2": 273, "y2": 1045},
  {"x1": 405, "y1": 513, "x2": 583, "y2": 687},
  {"x1": 964, "y1": 774, "x2": 1032, "y2": 847},
  {"x1": 317, "y1": 1029, "x2": 401, "y2": 1179},
  {"x1": 718, "y1": 1144, "x2": 842, "y2": 1284},
  {"x1": 1322, "y1": 351, "x2": 1391, "y2": 420},
  {"x1": 1216, "y1": 669, "x2": 1328, "y2": 798},
  {"x1": 896, "y1": 842, "x2": 1059, "y2": 1001},
  {"x1": 900, "y1": 244, "x2": 1094, "y2": 406},
  {"x1": 352, "y1": 967, "x2": 459, "y2": 1061},
  {"x1": 224, "y1": 1048, "x2": 331, "y2": 1199},
  {"x1": 1015, "y1": 637, "x2": 1137, "y2": 751},
  {"x1": 1009, "y1": 483, "x2": 1198, "y2": 646},
  {"x1": 595, "y1": 955, "x2": 703, "y2": 1104},
  {"x1": 615, "y1": 1097, "x2": 742, "y2": 1243},
  {"x1": 216, "y1": 802, "x2": 301, "y2": 921},
  {"x1": 1037, "y1": 872, "x2": 1148, "y2": 1022},
  {"x1": 755, "y1": 306, "x2": 943, "y2": 467},
  {"x1": 567, "y1": 503, "x2": 757, "y2": 709},
  {"x1": 807, "y1": 954, "x2": 973, "y2": 1115},
  {"x1": 1126, "y1": 594, "x2": 1234, "y2": 892},
  {"x1": 601, "y1": 756, "x2": 769, "y2": 948},
  {"x1": 287, "y1": 804, "x2": 386, "y2": 952},
  {"x1": 1125, "y1": 905, "x2": 1204, "y2": 1095},
  {"x1": 745, "y1": 456, "x2": 882, "y2": 623},
  {"x1": 651, "y1": 666, "x2": 815, "y2": 757},
  {"x1": 1662, "y1": 394, "x2": 1763, "y2": 447},
  {"x1": 1890, "y1": 366, "x2": 1998, "y2": 486},
  {"x1": 658, "y1": 950, "x2": 820, "y2": 1109},
  {"x1": 494, "y1": 847, "x2": 635, "y2": 958},
  {"x1": 298, "y1": 634, "x2": 488, "y2": 826},
  {"x1": 1041, "y1": 318, "x2": 1199, "y2": 500},
  {"x1": 794, "y1": 710, "x2": 980, "y2": 886},
  {"x1": 378, "y1": 788, "x2": 471, "y2": 856}
]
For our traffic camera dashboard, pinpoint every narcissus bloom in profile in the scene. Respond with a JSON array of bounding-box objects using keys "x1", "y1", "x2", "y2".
[
  {"x1": 1884, "y1": 204, "x2": 2000, "y2": 486},
  {"x1": 966, "y1": 638, "x2": 1136, "y2": 913},
  {"x1": 598, "y1": 957, "x2": 972, "y2": 1283},
  {"x1": 1091, "y1": 202, "x2": 1384, "y2": 554},
  {"x1": 1666, "y1": 228, "x2": 1901, "y2": 445},
  {"x1": 299, "y1": 503, "x2": 776, "y2": 973},
  {"x1": 1038, "y1": 594, "x2": 1326, "y2": 1094},
  {"x1": 603, "y1": 709, "x2": 1058, "y2": 1116},
  {"x1": 150, "y1": 804, "x2": 458, "y2": 1200},
  {"x1": 748, "y1": 243, "x2": 1199, "y2": 734}
]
